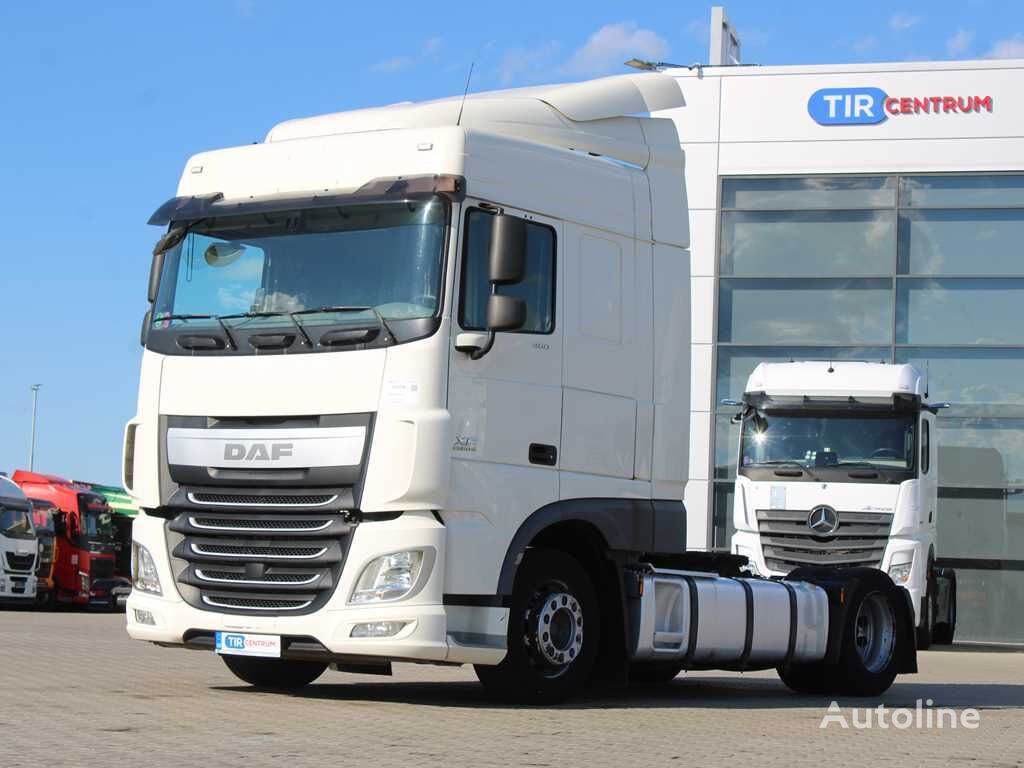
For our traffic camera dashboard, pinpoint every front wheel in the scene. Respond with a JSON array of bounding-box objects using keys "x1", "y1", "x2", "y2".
[
  {"x1": 475, "y1": 549, "x2": 599, "y2": 703},
  {"x1": 222, "y1": 655, "x2": 327, "y2": 690}
]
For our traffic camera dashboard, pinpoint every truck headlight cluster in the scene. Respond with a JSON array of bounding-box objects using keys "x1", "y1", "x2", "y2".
[
  {"x1": 887, "y1": 550, "x2": 915, "y2": 585},
  {"x1": 350, "y1": 549, "x2": 428, "y2": 604},
  {"x1": 131, "y1": 542, "x2": 162, "y2": 595}
]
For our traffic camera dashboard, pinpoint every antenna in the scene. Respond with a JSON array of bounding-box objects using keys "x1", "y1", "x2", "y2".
[
  {"x1": 925, "y1": 359, "x2": 930, "y2": 399},
  {"x1": 456, "y1": 61, "x2": 475, "y2": 127}
]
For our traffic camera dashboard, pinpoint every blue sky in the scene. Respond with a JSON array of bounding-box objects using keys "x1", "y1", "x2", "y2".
[{"x1": 1, "y1": 0, "x2": 1022, "y2": 484}]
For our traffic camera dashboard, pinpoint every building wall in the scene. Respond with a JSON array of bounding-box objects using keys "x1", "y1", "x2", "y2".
[{"x1": 660, "y1": 60, "x2": 1024, "y2": 643}]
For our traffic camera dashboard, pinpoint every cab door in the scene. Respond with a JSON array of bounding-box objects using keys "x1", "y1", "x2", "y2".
[{"x1": 444, "y1": 201, "x2": 562, "y2": 592}]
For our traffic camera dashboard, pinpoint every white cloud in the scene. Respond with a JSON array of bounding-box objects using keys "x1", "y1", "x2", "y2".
[
  {"x1": 564, "y1": 22, "x2": 670, "y2": 76},
  {"x1": 499, "y1": 41, "x2": 560, "y2": 85},
  {"x1": 851, "y1": 36, "x2": 877, "y2": 54},
  {"x1": 946, "y1": 29, "x2": 975, "y2": 57},
  {"x1": 985, "y1": 34, "x2": 1024, "y2": 58},
  {"x1": 889, "y1": 13, "x2": 921, "y2": 32},
  {"x1": 369, "y1": 37, "x2": 444, "y2": 74},
  {"x1": 370, "y1": 56, "x2": 413, "y2": 74}
]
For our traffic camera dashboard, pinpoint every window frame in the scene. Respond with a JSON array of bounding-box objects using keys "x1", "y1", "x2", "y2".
[{"x1": 457, "y1": 206, "x2": 558, "y2": 336}]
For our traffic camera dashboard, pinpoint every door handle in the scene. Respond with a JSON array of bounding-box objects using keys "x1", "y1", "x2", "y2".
[{"x1": 529, "y1": 443, "x2": 557, "y2": 466}]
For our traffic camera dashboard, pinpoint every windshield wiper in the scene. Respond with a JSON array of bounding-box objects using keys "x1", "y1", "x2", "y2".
[
  {"x1": 155, "y1": 313, "x2": 238, "y2": 350},
  {"x1": 747, "y1": 460, "x2": 807, "y2": 467},
  {"x1": 219, "y1": 311, "x2": 314, "y2": 348},
  {"x1": 290, "y1": 305, "x2": 394, "y2": 343}
]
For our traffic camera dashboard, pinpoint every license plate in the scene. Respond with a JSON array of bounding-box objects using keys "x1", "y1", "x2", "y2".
[{"x1": 215, "y1": 632, "x2": 281, "y2": 658}]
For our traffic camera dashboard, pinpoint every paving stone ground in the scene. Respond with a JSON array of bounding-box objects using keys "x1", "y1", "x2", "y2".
[{"x1": 1, "y1": 609, "x2": 1021, "y2": 768}]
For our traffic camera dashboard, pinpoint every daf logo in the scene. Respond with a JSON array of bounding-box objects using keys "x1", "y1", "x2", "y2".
[
  {"x1": 807, "y1": 505, "x2": 840, "y2": 535},
  {"x1": 223, "y1": 442, "x2": 294, "y2": 461}
]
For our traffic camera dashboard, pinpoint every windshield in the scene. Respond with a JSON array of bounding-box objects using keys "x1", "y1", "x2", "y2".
[
  {"x1": 82, "y1": 510, "x2": 115, "y2": 542},
  {"x1": 30, "y1": 502, "x2": 55, "y2": 534},
  {"x1": 152, "y1": 198, "x2": 447, "y2": 331},
  {"x1": 740, "y1": 411, "x2": 917, "y2": 471},
  {"x1": 1, "y1": 507, "x2": 35, "y2": 539}
]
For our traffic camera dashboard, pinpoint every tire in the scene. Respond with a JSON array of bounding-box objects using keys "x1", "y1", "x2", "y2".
[
  {"x1": 916, "y1": 562, "x2": 936, "y2": 651},
  {"x1": 933, "y1": 570, "x2": 957, "y2": 645},
  {"x1": 777, "y1": 661, "x2": 838, "y2": 695},
  {"x1": 474, "y1": 549, "x2": 599, "y2": 703},
  {"x1": 629, "y1": 661, "x2": 685, "y2": 685},
  {"x1": 222, "y1": 655, "x2": 327, "y2": 690},
  {"x1": 833, "y1": 580, "x2": 908, "y2": 697}
]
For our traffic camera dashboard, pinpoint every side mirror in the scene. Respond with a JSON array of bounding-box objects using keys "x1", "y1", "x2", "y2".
[
  {"x1": 486, "y1": 294, "x2": 526, "y2": 332},
  {"x1": 488, "y1": 213, "x2": 527, "y2": 286},
  {"x1": 140, "y1": 308, "x2": 152, "y2": 347},
  {"x1": 148, "y1": 250, "x2": 165, "y2": 303},
  {"x1": 53, "y1": 511, "x2": 67, "y2": 537}
]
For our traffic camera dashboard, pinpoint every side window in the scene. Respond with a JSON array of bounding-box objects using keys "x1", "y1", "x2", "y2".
[
  {"x1": 921, "y1": 419, "x2": 930, "y2": 474},
  {"x1": 459, "y1": 208, "x2": 555, "y2": 334}
]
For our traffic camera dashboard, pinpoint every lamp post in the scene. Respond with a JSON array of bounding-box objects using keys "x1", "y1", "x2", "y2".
[{"x1": 28, "y1": 384, "x2": 41, "y2": 471}]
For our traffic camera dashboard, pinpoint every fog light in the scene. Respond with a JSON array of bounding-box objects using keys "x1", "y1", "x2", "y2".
[
  {"x1": 133, "y1": 608, "x2": 156, "y2": 626},
  {"x1": 350, "y1": 621, "x2": 409, "y2": 638}
]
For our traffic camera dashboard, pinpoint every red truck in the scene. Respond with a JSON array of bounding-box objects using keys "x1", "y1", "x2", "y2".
[{"x1": 12, "y1": 470, "x2": 131, "y2": 609}]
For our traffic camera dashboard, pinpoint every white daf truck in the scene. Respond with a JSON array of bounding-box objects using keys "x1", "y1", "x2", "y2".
[
  {"x1": 729, "y1": 362, "x2": 956, "y2": 649},
  {"x1": 0, "y1": 474, "x2": 38, "y2": 603},
  {"x1": 124, "y1": 73, "x2": 918, "y2": 701}
]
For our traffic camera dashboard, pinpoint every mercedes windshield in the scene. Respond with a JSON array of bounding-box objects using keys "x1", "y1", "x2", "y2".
[
  {"x1": 739, "y1": 410, "x2": 917, "y2": 482},
  {"x1": 148, "y1": 197, "x2": 448, "y2": 355}
]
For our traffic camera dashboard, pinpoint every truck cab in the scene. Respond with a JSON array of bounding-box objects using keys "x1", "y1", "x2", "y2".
[
  {"x1": 12, "y1": 471, "x2": 130, "y2": 609},
  {"x1": 729, "y1": 361, "x2": 955, "y2": 647},
  {"x1": 0, "y1": 475, "x2": 38, "y2": 602}
]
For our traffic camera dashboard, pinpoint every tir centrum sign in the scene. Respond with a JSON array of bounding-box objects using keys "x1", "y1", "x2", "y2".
[{"x1": 808, "y1": 87, "x2": 993, "y2": 125}]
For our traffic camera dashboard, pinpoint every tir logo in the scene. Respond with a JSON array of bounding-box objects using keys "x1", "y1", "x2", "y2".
[
  {"x1": 807, "y1": 505, "x2": 840, "y2": 535},
  {"x1": 809, "y1": 86, "x2": 994, "y2": 125},
  {"x1": 223, "y1": 442, "x2": 294, "y2": 461}
]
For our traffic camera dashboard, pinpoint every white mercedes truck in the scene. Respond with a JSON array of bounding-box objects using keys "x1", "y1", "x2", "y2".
[
  {"x1": 729, "y1": 361, "x2": 956, "y2": 650},
  {"x1": 124, "y1": 73, "x2": 918, "y2": 701},
  {"x1": 1, "y1": 474, "x2": 38, "y2": 603}
]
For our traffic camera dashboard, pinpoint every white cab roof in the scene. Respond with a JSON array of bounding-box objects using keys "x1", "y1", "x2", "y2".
[
  {"x1": 0, "y1": 475, "x2": 28, "y2": 502},
  {"x1": 745, "y1": 361, "x2": 926, "y2": 399}
]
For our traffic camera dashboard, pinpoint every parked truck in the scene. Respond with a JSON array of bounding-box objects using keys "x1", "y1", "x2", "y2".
[
  {"x1": 1, "y1": 475, "x2": 38, "y2": 603},
  {"x1": 728, "y1": 361, "x2": 956, "y2": 649},
  {"x1": 12, "y1": 471, "x2": 131, "y2": 609},
  {"x1": 124, "y1": 73, "x2": 918, "y2": 701}
]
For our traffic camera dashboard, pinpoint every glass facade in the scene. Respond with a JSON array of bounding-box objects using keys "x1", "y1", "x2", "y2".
[{"x1": 712, "y1": 174, "x2": 1024, "y2": 642}]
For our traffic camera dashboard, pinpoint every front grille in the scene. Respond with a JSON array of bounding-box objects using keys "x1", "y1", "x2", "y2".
[
  {"x1": 189, "y1": 492, "x2": 337, "y2": 507},
  {"x1": 201, "y1": 594, "x2": 314, "y2": 611},
  {"x1": 756, "y1": 509, "x2": 894, "y2": 574},
  {"x1": 190, "y1": 516, "x2": 332, "y2": 532},
  {"x1": 169, "y1": 507, "x2": 352, "y2": 616},
  {"x1": 5, "y1": 553, "x2": 35, "y2": 573},
  {"x1": 90, "y1": 559, "x2": 115, "y2": 580}
]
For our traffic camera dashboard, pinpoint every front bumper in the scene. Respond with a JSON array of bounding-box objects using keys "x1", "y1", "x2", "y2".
[
  {"x1": 126, "y1": 511, "x2": 507, "y2": 666},
  {"x1": 0, "y1": 573, "x2": 37, "y2": 601}
]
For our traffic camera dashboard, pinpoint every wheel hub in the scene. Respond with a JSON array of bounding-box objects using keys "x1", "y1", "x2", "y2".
[
  {"x1": 854, "y1": 592, "x2": 896, "y2": 674},
  {"x1": 527, "y1": 590, "x2": 583, "y2": 672}
]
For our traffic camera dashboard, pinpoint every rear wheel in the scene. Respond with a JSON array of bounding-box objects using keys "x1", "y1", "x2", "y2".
[
  {"x1": 779, "y1": 573, "x2": 908, "y2": 697},
  {"x1": 916, "y1": 562, "x2": 936, "y2": 650},
  {"x1": 933, "y1": 569, "x2": 957, "y2": 645},
  {"x1": 221, "y1": 655, "x2": 327, "y2": 690},
  {"x1": 475, "y1": 549, "x2": 599, "y2": 703}
]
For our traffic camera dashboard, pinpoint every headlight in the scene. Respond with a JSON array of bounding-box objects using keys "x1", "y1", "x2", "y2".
[
  {"x1": 888, "y1": 550, "x2": 915, "y2": 585},
  {"x1": 79, "y1": 571, "x2": 90, "y2": 593},
  {"x1": 350, "y1": 550, "x2": 426, "y2": 604},
  {"x1": 131, "y1": 542, "x2": 162, "y2": 595}
]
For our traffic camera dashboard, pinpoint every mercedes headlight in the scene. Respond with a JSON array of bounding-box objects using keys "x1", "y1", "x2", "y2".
[
  {"x1": 131, "y1": 542, "x2": 162, "y2": 595},
  {"x1": 888, "y1": 550, "x2": 915, "y2": 585},
  {"x1": 350, "y1": 549, "x2": 427, "y2": 604}
]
